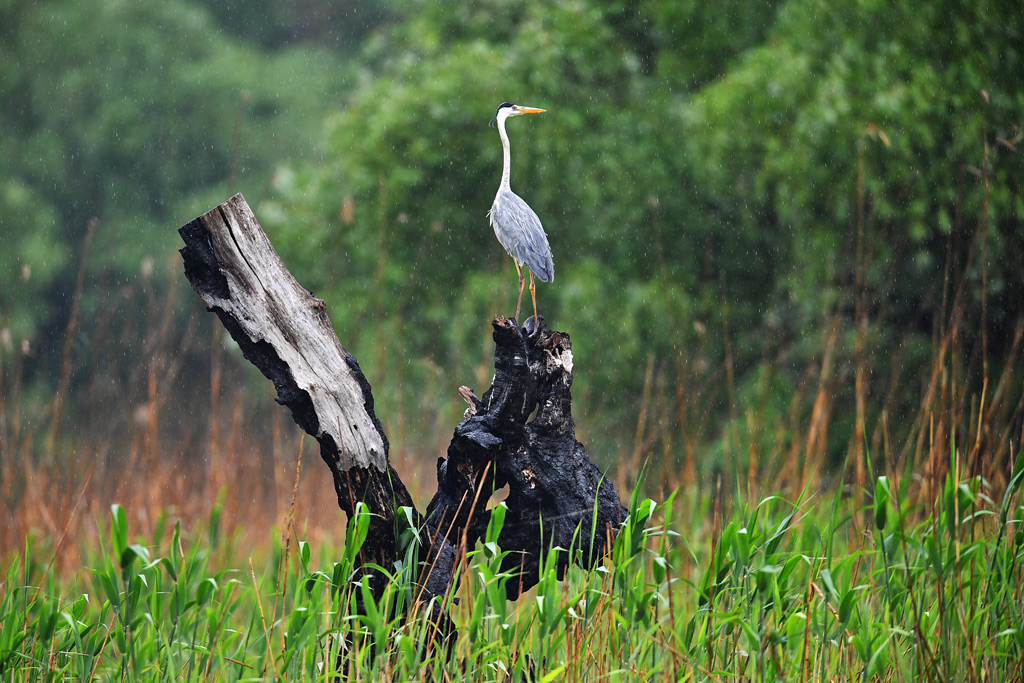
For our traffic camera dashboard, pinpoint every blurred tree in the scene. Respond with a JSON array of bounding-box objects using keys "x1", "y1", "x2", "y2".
[
  {"x1": 198, "y1": 0, "x2": 396, "y2": 52},
  {"x1": 255, "y1": 0, "x2": 789, "y2": 465},
  {"x1": 643, "y1": 0, "x2": 784, "y2": 90},
  {"x1": 5, "y1": 0, "x2": 1020, "y2": 477},
  {"x1": 0, "y1": 0, "x2": 350, "y2": 381},
  {"x1": 264, "y1": 0, "x2": 1023, "y2": 469},
  {"x1": 0, "y1": 182, "x2": 68, "y2": 353},
  {"x1": 684, "y1": 0, "x2": 1024, "y2": 459}
]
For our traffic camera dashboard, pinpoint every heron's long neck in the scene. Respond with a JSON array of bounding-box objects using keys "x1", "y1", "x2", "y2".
[{"x1": 498, "y1": 117, "x2": 512, "y2": 190}]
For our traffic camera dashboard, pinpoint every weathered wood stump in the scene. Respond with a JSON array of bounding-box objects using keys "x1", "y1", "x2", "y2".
[
  {"x1": 178, "y1": 194, "x2": 413, "y2": 603},
  {"x1": 427, "y1": 317, "x2": 624, "y2": 599},
  {"x1": 179, "y1": 194, "x2": 624, "y2": 644}
]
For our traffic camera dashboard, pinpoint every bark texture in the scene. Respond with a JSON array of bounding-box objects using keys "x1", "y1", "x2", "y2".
[
  {"x1": 425, "y1": 317, "x2": 625, "y2": 599},
  {"x1": 179, "y1": 194, "x2": 623, "y2": 642},
  {"x1": 179, "y1": 194, "x2": 413, "y2": 598}
]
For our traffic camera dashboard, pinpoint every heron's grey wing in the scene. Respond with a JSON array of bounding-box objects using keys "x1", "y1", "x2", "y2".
[{"x1": 489, "y1": 190, "x2": 554, "y2": 282}]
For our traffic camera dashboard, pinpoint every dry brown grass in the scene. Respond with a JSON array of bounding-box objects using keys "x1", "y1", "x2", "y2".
[
  {"x1": 1, "y1": 386, "x2": 442, "y2": 572},
  {"x1": 0, "y1": 253, "x2": 443, "y2": 572}
]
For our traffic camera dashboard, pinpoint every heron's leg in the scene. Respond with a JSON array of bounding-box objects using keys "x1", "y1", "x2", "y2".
[
  {"x1": 514, "y1": 260, "x2": 525, "y2": 320},
  {"x1": 529, "y1": 270, "x2": 538, "y2": 323}
]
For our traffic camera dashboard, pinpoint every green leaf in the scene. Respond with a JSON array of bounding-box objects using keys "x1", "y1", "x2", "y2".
[
  {"x1": 754, "y1": 564, "x2": 782, "y2": 594},
  {"x1": 538, "y1": 666, "x2": 566, "y2": 683},
  {"x1": 732, "y1": 527, "x2": 751, "y2": 567},
  {"x1": 97, "y1": 569, "x2": 120, "y2": 610},
  {"x1": 819, "y1": 568, "x2": 839, "y2": 602},
  {"x1": 838, "y1": 586, "x2": 864, "y2": 624},
  {"x1": 865, "y1": 637, "x2": 890, "y2": 679},
  {"x1": 158, "y1": 556, "x2": 177, "y2": 583},
  {"x1": 996, "y1": 628, "x2": 1024, "y2": 649},
  {"x1": 110, "y1": 504, "x2": 128, "y2": 559},
  {"x1": 652, "y1": 555, "x2": 668, "y2": 585},
  {"x1": 196, "y1": 577, "x2": 217, "y2": 606},
  {"x1": 764, "y1": 507, "x2": 800, "y2": 557},
  {"x1": 874, "y1": 476, "x2": 890, "y2": 530},
  {"x1": 924, "y1": 534, "x2": 944, "y2": 577},
  {"x1": 120, "y1": 543, "x2": 150, "y2": 572},
  {"x1": 1000, "y1": 452, "x2": 1024, "y2": 526},
  {"x1": 486, "y1": 502, "x2": 507, "y2": 544},
  {"x1": 345, "y1": 502, "x2": 372, "y2": 564}
]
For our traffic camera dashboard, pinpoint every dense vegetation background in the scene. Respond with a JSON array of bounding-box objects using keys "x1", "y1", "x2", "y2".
[
  {"x1": 1, "y1": 0, "x2": 1022, "y2": 538},
  {"x1": 2, "y1": 1, "x2": 1024, "y2": 680}
]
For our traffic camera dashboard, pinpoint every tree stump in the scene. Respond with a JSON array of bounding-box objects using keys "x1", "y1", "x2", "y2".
[
  {"x1": 178, "y1": 194, "x2": 624, "y2": 643},
  {"x1": 428, "y1": 317, "x2": 624, "y2": 599}
]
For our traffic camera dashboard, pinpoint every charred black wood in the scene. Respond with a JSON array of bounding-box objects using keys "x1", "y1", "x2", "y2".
[{"x1": 425, "y1": 317, "x2": 625, "y2": 599}]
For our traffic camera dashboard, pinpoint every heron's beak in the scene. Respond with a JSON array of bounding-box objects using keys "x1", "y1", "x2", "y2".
[{"x1": 516, "y1": 107, "x2": 546, "y2": 114}]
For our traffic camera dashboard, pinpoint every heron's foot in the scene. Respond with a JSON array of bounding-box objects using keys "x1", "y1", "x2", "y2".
[{"x1": 522, "y1": 314, "x2": 544, "y2": 336}]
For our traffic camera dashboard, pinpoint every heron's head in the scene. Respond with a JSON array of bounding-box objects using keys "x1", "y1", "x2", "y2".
[{"x1": 489, "y1": 102, "x2": 546, "y2": 128}]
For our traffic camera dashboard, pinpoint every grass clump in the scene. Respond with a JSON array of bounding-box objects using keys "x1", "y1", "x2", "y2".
[{"x1": 2, "y1": 451, "x2": 1023, "y2": 681}]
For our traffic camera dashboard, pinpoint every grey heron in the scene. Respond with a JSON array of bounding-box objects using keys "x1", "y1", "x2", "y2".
[{"x1": 488, "y1": 102, "x2": 553, "y2": 324}]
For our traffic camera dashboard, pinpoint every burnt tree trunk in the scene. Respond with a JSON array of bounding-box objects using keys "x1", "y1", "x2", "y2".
[
  {"x1": 428, "y1": 317, "x2": 624, "y2": 599},
  {"x1": 179, "y1": 194, "x2": 623, "y2": 641}
]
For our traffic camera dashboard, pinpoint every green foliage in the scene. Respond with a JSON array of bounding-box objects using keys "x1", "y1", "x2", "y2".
[
  {"x1": 0, "y1": 0, "x2": 349, "y2": 365},
  {"x1": 258, "y1": 0, "x2": 1023, "y2": 467},
  {"x1": 688, "y1": 0, "x2": 1023, "y2": 300},
  {"x1": 642, "y1": 0, "x2": 784, "y2": 90},
  {"x1": 2, "y1": 0, "x2": 1022, "y2": 478},
  {"x1": 684, "y1": 0, "x2": 1024, "y2": 452},
  {"x1": 197, "y1": 0, "x2": 396, "y2": 52},
  {"x1": 262, "y1": 0, "x2": 750, "y2": 448},
  {"x1": 0, "y1": 181, "x2": 68, "y2": 348},
  {"x1": 3, "y1": 453, "x2": 1024, "y2": 680}
]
